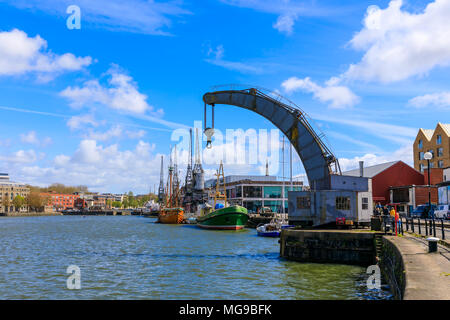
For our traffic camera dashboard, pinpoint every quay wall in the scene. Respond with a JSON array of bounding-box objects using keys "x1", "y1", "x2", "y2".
[
  {"x1": 378, "y1": 236, "x2": 405, "y2": 300},
  {"x1": 279, "y1": 229, "x2": 376, "y2": 266}
]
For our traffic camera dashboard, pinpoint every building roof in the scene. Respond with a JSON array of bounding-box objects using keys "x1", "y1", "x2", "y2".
[
  {"x1": 418, "y1": 123, "x2": 450, "y2": 140},
  {"x1": 420, "y1": 129, "x2": 435, "y2": 140},
  {"x1": 441, "y1": 123, "x2": 450, "y2": 136},
  {"x1": 343, "y1": 161, "x2": 399, "y2": 178}
]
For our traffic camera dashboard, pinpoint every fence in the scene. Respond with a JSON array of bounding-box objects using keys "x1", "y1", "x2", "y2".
[{"x1": 402, "y1": 217, "x2": 447, "y2": 240}]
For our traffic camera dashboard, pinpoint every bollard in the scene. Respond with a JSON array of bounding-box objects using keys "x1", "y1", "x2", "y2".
[
  {"x1": 418, "y1": 218, "x2": 421, "y2": 235},
  {"x1": 406, "y1": 218, "x2": 409, "y2": 232},
  {"x1": 442, "y1": 220, "x2": 446, "y2": 240},
  {"x1": 425, "y1": 219, "x2": 428, "y2": 236},
  {"x1": 427, "y1": 237, "x2": 439, "y2": 253},
  {"x1": 412, "y1": 218, "x2": 415, "y2": 233}
]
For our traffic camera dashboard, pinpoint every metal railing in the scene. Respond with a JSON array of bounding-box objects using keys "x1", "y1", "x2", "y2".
[{"x1": 403, "y1": 217, "x2": 446, "y2": 240}]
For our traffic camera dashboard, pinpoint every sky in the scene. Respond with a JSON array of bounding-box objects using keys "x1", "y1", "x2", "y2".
[{"x1": 0, "y1": 0, "x2": 449, "y2": 194}]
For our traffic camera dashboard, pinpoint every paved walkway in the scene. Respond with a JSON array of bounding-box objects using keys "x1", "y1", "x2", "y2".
[{"x1": 386, "y1": 235, "x2": 450, "y2": 300}]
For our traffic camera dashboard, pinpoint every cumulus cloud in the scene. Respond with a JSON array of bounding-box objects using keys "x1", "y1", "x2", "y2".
[
  {"x1": 60, "y1": 67, "x2": 163, "y2": 115},
  {"x1": 409, "y1": 91, "x2": 450, "y2": 109},
  {"x1": 0, "y1": 29, "x2": 91, "y2": 79},
  {"x1": 281, "y1": 76, "x2": 360, "y2": 108},
  {"x1": 339, "y1": 144, "x2": 413, "y2": 172},
  {"x1": 273, "y1": 14, "x2": 298, "y2": 35},
  {"x1": 20, "y1": 131, "x2": 52, "y2": 147},
  {"x1": 343, "y1": 0, "x2": 450, "y2": 83},
  {"x1": 4, "y1": 139, "x2": 160, "y2": 193}
]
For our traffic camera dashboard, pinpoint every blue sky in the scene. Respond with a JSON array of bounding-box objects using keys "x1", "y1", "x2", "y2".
[{"x1": 0, "y1": 0, "x2": 449, "y2": 193}]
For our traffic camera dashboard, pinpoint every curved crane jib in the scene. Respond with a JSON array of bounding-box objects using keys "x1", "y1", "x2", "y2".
[{"x1": 202, "y1": 89, "x2": 337, "y2": 190}]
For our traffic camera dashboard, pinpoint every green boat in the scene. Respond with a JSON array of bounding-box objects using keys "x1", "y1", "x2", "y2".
[{"x1": 197, "y1": 205, "x2": 249, "y2": 230}]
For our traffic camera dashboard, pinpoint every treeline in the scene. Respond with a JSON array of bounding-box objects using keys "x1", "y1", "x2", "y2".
[{"x1": 28, "y1": 183, "x2": 89, "y2": 194}]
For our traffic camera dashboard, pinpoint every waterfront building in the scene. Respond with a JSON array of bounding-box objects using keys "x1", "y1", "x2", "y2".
[
  {"x1": 343, "y1": 161, "x2": 424, "y2": 206},
  {"x1": 205, "y1": 175, "x2": 304, "y2": 213},
  {"x1": 438, "y1": 167, "x2": 450, "y2": 206},
  {"x1": 41, "y1": 192, "x2": 80, "y2": 211},
  {"x1": 0, "y1": 173, "x2": 30, "y2": 213},
  {"x1": 414, "y1": 123, "x2": 450, "y2": 172}
]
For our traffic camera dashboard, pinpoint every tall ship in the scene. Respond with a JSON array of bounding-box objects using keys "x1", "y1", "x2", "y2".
[
  {"x1": 158, "y1": 146, "x2": 184, "y2": 224},
  {"x1": 197, "y1": 162, "x2": 249, "y2": 230}
]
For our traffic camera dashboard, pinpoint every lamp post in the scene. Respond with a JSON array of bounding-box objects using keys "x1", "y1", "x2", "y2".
[{"x1": 424, "y1": 152, "x2": 433, "y2": 217}]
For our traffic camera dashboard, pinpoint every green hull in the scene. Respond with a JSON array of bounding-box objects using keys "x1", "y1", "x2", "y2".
[{"x1": 197, "y1": 205, "x2": 248, "y2": 230}]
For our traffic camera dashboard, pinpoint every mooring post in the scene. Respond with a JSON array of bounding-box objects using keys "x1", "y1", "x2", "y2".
[
  {"x1": 425, "y1": 219, "x2": 428, "y2": 236},
  {"x1": 418, "y1": 218, "x2": 421, "y2": 235},
  {"x1": 441, "y1": 220, "x2": 445, "y2": 240}
]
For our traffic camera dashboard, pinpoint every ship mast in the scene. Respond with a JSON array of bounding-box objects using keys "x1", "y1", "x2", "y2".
[
  {"x1": 158, "y1": 155, "x2": 165, "y2": 204},
  {"x1": 214, "y1": 161, "x2": 227, "y2": 208}
]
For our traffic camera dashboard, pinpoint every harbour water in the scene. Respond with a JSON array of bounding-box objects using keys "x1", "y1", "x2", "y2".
[{"x1": 0, "y1": 216, "x2": 391, "y2": 300}]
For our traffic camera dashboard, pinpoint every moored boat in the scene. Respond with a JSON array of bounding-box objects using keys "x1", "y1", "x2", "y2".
[
  {"x1": 158, "y1": 207, "x2": 184, "y2": 224},
  {"x1": 197, "y1": 205, "x2": 248, "y2": 230},
  {"x1": 197, "y1": 162, "x2": 248, "y2": 230}
]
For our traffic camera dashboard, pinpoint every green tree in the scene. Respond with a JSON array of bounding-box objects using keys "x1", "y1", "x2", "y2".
[
  {"x1": 27, "y1": 192, "x2": 46, "y2": 212},
  {"x1": 2, "y1": 195, "x2": 11, "y2": 212},
  {"x1": 13, "y1": 195, "x2": 26, "y2": 212},
  {"x1": 112, "y1": 201, "x2": 122, "y2": 208}
]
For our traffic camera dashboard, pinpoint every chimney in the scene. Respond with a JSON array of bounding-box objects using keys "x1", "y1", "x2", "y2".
[{"x1": 359, "y1": 161, "x2": 364, "y2": 177}]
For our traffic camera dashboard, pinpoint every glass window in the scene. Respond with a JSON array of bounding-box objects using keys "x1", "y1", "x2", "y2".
[
  {"x1": 236, "y1": 186, "x2": 242, "y2": 198},
  {"x1": 263, "y1": 186, "x2": 282, "y2": 198},
  {"x1": 437, "y1": 148, "x2": 443, "y2": 157},
  {"x1": 438, "y1": 160, "x2": 444, "y2": 168},
  {"x1": 297, "y1": 196, "x2": 311, "y2": 209},
  {"x1": 263, "y1": 200, "x2": 283, "y2": 213},
  {"x1": 419, "y1": 164, "x2": 424, "y2": 172},
  {"x1": 362, "y1": 197, "x2": 369, "y2": 210},
  {"x1": 437, "y1": 135, "x2": 442, "y2": 145},
  {"x1": 243, "y1": 200, "x2": 262, "y2": 213},
  {"x1": 336, "y1": 196, "x2": 351, "y2": 210},
  {"x1": 418, "y1": 140, "x2": 423, "y2": 149},
  {"x1": 243, "y1": 186, "x2": 262, "y2": 198},
  {"x1": 419, "y1": 152, "x2": 424, "y2": 160},
  {"x1": 430, "y1": 162, "x2": 435, "y2": 168}
]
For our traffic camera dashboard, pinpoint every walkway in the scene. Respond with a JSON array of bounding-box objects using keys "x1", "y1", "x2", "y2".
[{"x1": 386, "y1": 235, "x2": 450, "y2": 300}]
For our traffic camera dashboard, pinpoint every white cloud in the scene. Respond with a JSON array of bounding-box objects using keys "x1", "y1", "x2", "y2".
[
  {"x1": 20, "y1": 131, "x2": 52, "y2": 147},
  {"x1": 343, "y1": 0, "x2": 450, "y2": 83},
  {"x1": 4, "y1": 0, "x2": 191, "y2": 35},
  {"x1": 220, "y1": 0, "x2": 328, "y2": 35},
  {"x1": 0, "y1": 29, "x2": 91, "y2": 78},
  {"x1": 409, "y1": 91, "x2": 450, "y2": 109},
  {"x1": 9, "y1": 139, "x2": 161, "y2": 193},
  {"x1": 60, "y1": 67, "x2": 162, "y2": 115},
  {"x1": 339, "y1": 144, "x2": 413, "y2": 172},
  {"x1": 0, "y1": 149, "x2": 38, "y2": 164},
  {"x1": 205, "y1": 45, "x2": 264, "y2": 74},
  {"x1": 281, "y1": 76, "x2": 360, "y2": 108},
  {"x1": 273, "y1": 14, "x2": 297, "y2": 35},
  {"x1": 67, "y1": 114, "x2": 99, "y2": 130}
]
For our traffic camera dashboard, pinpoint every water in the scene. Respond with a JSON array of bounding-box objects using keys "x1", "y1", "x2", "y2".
[{"x1": 0, "y1": 216, "x2": 391, "y2": 299}]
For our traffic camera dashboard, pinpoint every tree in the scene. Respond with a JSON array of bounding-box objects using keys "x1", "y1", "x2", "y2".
[
  {"x1": 112, "y1": 201, "x2": 122, "y2": 208},
  {"x1": 13, "y1": 195, "x2": 25, "y2": 212},
  {"x1": 2, "y1": 195, "x2": 11, "y2": 212},
  {"x1": 27, "y1": 192, "x2": 46, "y2": 212}
]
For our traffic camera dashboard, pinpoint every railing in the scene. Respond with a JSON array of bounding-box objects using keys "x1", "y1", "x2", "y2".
[{"x1": 402, "y1": 217, "x2": 447, "y2": 240}]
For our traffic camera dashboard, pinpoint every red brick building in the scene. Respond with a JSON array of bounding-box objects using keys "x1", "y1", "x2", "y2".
[
  {"x1": 41, "y1": 193, "x2": 80, "y2": 211},
  {"x1": 343, "y1": 161, "x2": 424, "y2": 205}
]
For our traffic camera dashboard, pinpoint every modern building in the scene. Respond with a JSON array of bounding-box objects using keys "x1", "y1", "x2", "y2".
[
  {"x1": 41, "y1": 193, "x2": 80, "y2": 211},
  {"x1": 205, "y1": 175, "x2": 304, "y2": 213},
  {"x1": 414, "y1": 122, "x2": 450, "y2": 172},
  {"x1": 0, "y1": 173, "x2": 30, "y2": 213},
  {"x1": 343, "y1": 161, "x2": 424, "y2": 205}
]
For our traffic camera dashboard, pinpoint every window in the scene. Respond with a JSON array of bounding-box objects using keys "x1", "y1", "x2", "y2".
[
  {"x1": 243, "y1": 186, "x2": 262, "y2": 198},
  {"x1": 428, "y1": 149, "x2": 434, "y2": 157},
  {"x1": 437, "y1": 147, "x2": 443, "y2": 157},
  {"x1": 362, "y1": 197, "x2": 369, "y2": 210},
  {"x1": 430, "y1": 162, "x2": 435, "y2": 168},
  {"x1": 438, "y1": 160, "x2": 444, "y2": 168},
  {"x1": 263, "y1": 186, "x2": 282, "y2": 198},
  {"x1": 437, "y1": 135, "x2": 442, "y2": 145},
  {"x1": 336, "y1": 197, "x2": 351, "y2": 210},
  {"x1": 297, "y1": 196, "x2": 311, "y2": 209},
  {"x1": 419, "y1": 152, "x2": 424, "y2": 160},
  {"x1": 418, "y1": 139, "x2": 423, "y2": 149}
]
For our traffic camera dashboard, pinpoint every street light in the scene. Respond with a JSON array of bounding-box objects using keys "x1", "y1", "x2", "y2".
[{"x1": 424, "y1": 152, "x2": 433, "y2": 217}]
